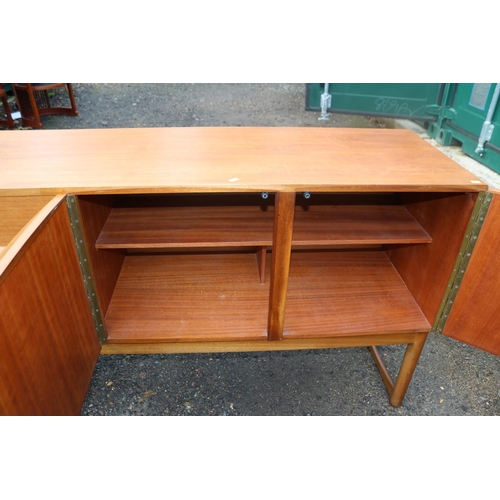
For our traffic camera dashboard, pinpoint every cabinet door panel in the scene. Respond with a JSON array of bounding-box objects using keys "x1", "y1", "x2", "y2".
[
  {"x1": 0, "y1": 198, "x2": 100, "y2": 415},
  {"x1": 443, "y1": 191, "x2": 500, "y2": 356}
]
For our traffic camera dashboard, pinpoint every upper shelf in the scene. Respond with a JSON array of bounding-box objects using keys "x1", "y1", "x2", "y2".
[
  {"x1": 293, "y1": 204, "x2": 431, "y2": 246},
  {"x1": 96, "y1": 205, "x2": 275, "y2": 248},
  {"x1": 96, "y1": 202, "x2": 431, "y2": 249},
  {"x1": 0, "y1": 128, "x2": 488, "y2": 194}
]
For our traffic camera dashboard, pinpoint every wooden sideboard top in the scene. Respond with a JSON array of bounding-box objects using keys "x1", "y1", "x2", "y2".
[{"x1": 0, "y1": 127, "x2": 488, "y2": 194}]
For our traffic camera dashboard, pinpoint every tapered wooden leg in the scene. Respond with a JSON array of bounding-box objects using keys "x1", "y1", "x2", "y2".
[
  {"x1": 369, "y1": 346, "x2": 395, "y2": 395},
  {"x1": 391, "y1": 333, "x2": 428, "y2": 407},
  {"x1": 370, "y1": 332, "x2": 428, "y2": 407}
]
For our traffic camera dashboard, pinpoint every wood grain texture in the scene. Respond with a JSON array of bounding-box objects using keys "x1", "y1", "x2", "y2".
[
  {"x1": 443, "y1": 193, "x2": 500, "y2": 356},
  {"x1": 386, "y1": 193, "x2": 477, "y2": 324},
  {"x1": 268, "y1": 192, "x2": 296, "y2": 341},
  {"x1": 0, "y1": 195, "x2": 55, "y2": 245},
  {"x1": 369, "y1": 333, "x2": 429, "y2": 408},
  {"x1": 0, "y1": 195, "x2": 65, "y2": 284},
  {"x1": 0, "y1": 128, "x2": 486, "y2": 194},
  {"x1": 105, "y1": 253, "x2": 270, "y2": 343},
  {"x1": 0, "y1": 203, "x2": 100, "y2": 415},
  {"x1": 256, "y1": 247, "x2": 266, "y2": 284},
  {"x1": 77, "y1": 196, "x2": 125, "y2": 317},
  {"x1": 370, "y1": 346, "x2": 395, "y2": 395},
  {"x1": 293, "y1": 203, "x2": 431, "y2": 245},
  {"x1": 390, "y1": 332, "x2": 428, "y2": 407},
  {"x1": 100, "y1": 332, "x2": 420, "y2": 354},
  {"x1": 96, "y1": 205, "x2": 275, "y2": 248},
  {"x1": 96, "y1": 202, "x2": 430, "y2": 249},
  {"x1": 284, "y1": 250, "x2": 431, "y2": 338}
]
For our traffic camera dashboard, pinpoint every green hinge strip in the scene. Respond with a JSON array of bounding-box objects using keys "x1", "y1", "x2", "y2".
[
  {"x1": 66, "y1": 195, "x2": 107, "y2": 345},
  {"x1": 432, "y1": 191, "x2": 493, "y2": 333}
]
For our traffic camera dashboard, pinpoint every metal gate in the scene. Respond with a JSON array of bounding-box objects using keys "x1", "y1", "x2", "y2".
[
  {"x1": 306, "y1": 83, "x2": 500, "y2": 174},
  {"x1": 305, "y1": 83, "x2": 443, "y2": 122}
]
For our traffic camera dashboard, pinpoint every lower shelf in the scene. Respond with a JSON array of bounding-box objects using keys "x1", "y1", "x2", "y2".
[
  {"x1": 105, "y1": 253, "x2": 270, "y2": 343},
  {"x1": 104, "y1": 249, "x2": 431, "y2": 345},
  {"x1": 283, "y1": 250, "x2": 431, "y2": 338}
]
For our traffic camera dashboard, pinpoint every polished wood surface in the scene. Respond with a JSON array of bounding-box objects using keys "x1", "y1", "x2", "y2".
[
  {"x1": 389, "y1": 332, "x2": 428, "y2": 407},
  {"x1": 284, "y1": 250, "x2": 430, "y2": 338},
  {"x1": 369, "y1": 332, "x2": 429, "y2": 407},
  {"x1": 97, "y1": 205, "x2": 275, "y2": 248},
  {"x1": 96, "y1": 202, "x2": 430, "y2": 249},
  {"x1": 386, "y1": 193, "x2": 477, "y2": 323},
  {"x1": 105, "y1": 253, "x2": 270, "y2": 343},
  {"x1": 0, "y1": 128, "x2": 487, "y2": 194},
  {"x1": 77, "y1": 196, "x2": 125, "y2": 317},
  {"x1": 268, "y1": 192, "x2": 296, "y2": 341},
  {"x1": 444, "y1": 192, "x2": 500, "y2": 356},
  {"x1": 0, "y1": 195, "x2": 65, "y2": 283},
  {"x1": 293, "y1": 203, "x2": 431, "y2": 245},
  {"x1": 101, "y1": 332, "x2": 419, "y2": 354},
  {"x1": 0, "y1": 126, "x2": 493, "y2": 411},
  {"x1": 370, "y1": 346, "x2": 395, "y2": 395},
  {"x1": 256, "y1": 247, "x2": 266, "y2": 284},
  {"x1": 0, "y1": 203, "x2": 99, "y2": 415},
  {"x1": 0, "y1": 195, "x2": 55, "y2": 246}
]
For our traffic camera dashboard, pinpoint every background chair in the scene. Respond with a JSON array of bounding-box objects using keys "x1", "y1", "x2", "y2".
[
  {"x1": 0, "y1": 84, "x2": 15, "y2": 129},
  {"x1": 13, "y1": 83, "x2": 78, "y2": 129}
]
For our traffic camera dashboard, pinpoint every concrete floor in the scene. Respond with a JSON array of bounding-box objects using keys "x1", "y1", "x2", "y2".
[{"x1": 15, "y1": 83, "x2": 499, "y2": 416}]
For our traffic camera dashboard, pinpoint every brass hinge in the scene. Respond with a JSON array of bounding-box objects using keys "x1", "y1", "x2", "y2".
[
  {"x1": 66, "y1": 195, "x2": 107, "y2": 345},
  {"x1": 433, "y1": 192, "x2": 493, "y2": 333}
]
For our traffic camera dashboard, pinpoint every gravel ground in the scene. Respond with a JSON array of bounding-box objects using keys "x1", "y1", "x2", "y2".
[
  {"x1": 11, "y1": 83, "x2": 499, "y2": 416},
  {"x1": 26, "y1": 83, "x2": 388, "y2": 130}
]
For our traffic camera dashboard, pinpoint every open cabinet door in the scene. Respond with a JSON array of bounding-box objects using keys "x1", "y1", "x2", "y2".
[
  {"x1": 443, "y1": 189, "x2": 500, "y2": 356},
  {"x1": 0, "y1": 195, "x2": 100, "y2": 415}
]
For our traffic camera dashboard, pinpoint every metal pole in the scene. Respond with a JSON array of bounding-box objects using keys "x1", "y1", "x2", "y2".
[
  {"x1": 318, "y1": 83, "x2": 332, "y2": 121},
  {"x1": 475, "y1": 83, "x2": 500, "y2": 156}
]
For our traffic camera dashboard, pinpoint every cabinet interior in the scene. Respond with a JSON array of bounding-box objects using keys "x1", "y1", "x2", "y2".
[{"x1": 77, "y1": 191, "x2": 477, "y2": 346}]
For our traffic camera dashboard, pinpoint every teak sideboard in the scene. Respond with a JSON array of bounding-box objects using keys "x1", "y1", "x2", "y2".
[{"x1": 1, "y1": 127, "x2": 500, "y2": 415}]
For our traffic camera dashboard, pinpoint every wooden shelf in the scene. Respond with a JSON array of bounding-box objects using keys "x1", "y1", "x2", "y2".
[
  {"x1": 293, "y1": 204, "x2": 431, "y2": 245},
  {"x1": 283, "y1": 250, "x2": 431, "y2": 338},
  {"x1": 96, "y1": 205, "x2": 274, "y2": 249},
  {"x1": 104, "y1": 249, "x2": 431, "y2": 344},
  {"x1": 105, "y1": 253, "x2": 270, "y2": 343},
  {"x1": 96, "y1": 203, "x2": 430, "y2": 249}
]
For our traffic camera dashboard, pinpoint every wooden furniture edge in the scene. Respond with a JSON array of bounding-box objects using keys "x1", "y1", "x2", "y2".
[
  {"x1": 0, "y1": 194, "x2": 66, "y2": 283},
  {"x1": 100, "y1": 332, "x2": 424, "y2": 354},
  {"x1": 0, "y1": 128, "x2": 489, "y2": 193},
  {"x1": 0, "y1": 188, "x2": 66, "y2": 197}
]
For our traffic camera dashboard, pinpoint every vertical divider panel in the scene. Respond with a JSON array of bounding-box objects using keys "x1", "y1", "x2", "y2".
[
  {"x1": 385, "y1": 192, "x2": 477, "y2": 324},
  {"x1": 256, "y1": 246, "x2": 267, "y2": 284},
  {"x1": 268, "y1": 191, "x2": 296, "y2": 341},
  {"x1": 76, "y1": 196, "x2": 126, "y2": 322}
]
